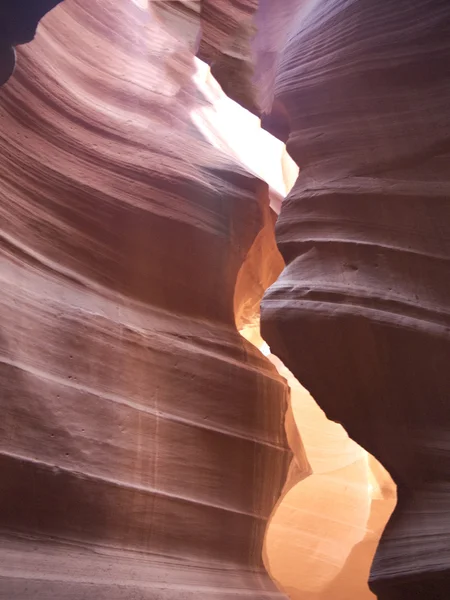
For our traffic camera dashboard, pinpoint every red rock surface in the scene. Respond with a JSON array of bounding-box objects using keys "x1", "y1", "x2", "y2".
[
  {"x1": 0, "y1": 1, "x2": 293, "y2": 597},
  {"x1": 260, "y1": 1, "x2": 450, "y2": 598},
  {"x1": 150, "y1": 0, "x2": 261, "y2": 115},
  {"x1": 3, "y1": 0, "x2": 448, "y2": 598}
]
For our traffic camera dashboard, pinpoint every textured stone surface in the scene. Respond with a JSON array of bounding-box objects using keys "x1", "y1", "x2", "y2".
[
  {"x1": 151, "y1": 0, "x2": 260, "y2": 115},
  {"x1": 260, "y1": 0, "x2": 450, "y2": 598},
  {"x1": 4, "y1": 0, "x2": 447, "y2": 598},
  {"x1": 264, "y1": 358, "x2": 396, "y2": 600},
  {"x1": 197, "y1": 0, "x2": 259, "y2": 114},
  {"x1": 0, "y1": 1, "x2": 293, "y2": 597}
]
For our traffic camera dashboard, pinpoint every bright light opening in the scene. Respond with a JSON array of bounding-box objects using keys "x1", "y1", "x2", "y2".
[{"x1": 132, "y1": 0, "x2": 148, "y2": 10}]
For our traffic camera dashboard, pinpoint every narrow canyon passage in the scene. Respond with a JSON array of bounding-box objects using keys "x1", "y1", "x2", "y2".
[
  {"x1": 235, "y1": 149, "x2": 396, "y2": 600},
  {"x1": 1, "y1": 1, "x2": 449, "y2": 599}
]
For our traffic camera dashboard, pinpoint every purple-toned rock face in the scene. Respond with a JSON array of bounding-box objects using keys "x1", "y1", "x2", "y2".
[
  {"x1": 252, "y1": 0, "x2": 302, "y2": 113},
  {"x1": 2, "y1": 0, "x2": 450, "y2": 598},
  {"x1": 260, "y1": 0, "x2": 450, "y2": 598},
  {"x1": 0, "y1": 1, "x2": 293, "y2": 598}
]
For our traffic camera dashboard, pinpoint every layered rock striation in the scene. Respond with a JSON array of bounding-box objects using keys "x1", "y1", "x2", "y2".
[
  {"x1": 0, "y1": 1, "x2": 292, "y2": 598},
  {"x1": 260, "y1": 1, "x2": 450, "y2": 598},
  {"x1": 4, "y1": 0, "x2": 447, "y2": 598}
]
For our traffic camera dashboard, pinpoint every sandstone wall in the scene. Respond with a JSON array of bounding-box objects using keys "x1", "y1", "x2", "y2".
[
  {"x1": 0, "y1": 1, "x2": 292, "y2": 597},
  {"x1": 260, "y1": 1, "x2": 450, "y2": 597}
]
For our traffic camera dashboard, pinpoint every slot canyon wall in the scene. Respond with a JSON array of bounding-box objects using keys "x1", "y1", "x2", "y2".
[
  {"x1": 0, "y1": 1, "x2": 448, "y2": 599},
  {"x1": 0, "y1": 1, "x2": 297, "y2": 598},
  {"x1": 258, "y1": 0, "x2": 450, "y2": 599}
]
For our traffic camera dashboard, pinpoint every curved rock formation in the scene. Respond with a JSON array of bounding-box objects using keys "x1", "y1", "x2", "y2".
[
  {"x1": 151, "y1": 0, "x2": 260, "y2": 115},
  {"x1": 260, "y1": 1, "x2": 450, "y2": 598},
  {"x1": 0, "y1": 1, "x2": 292, "y2": 597},
  {"x1": 197, "y1": 0, "x2": 259, "y2": 115},
  {"x1": 264, "y1": 358, "x2": 396, "y2": 600}
]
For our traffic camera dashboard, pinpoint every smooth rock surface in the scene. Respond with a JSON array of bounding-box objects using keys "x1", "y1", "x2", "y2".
[
  {"x1": 264, "y1": 358, "x2": 396, "y2": 600},
  {"x1": 260, "y1": 0, "x2": 450, "y2": 598},
  {"x1": 0, "y1": 1, "x2": 293, "y2": 597},
  {"x1": 150, "y1": 0, "x2": 260, "y2": 114}
]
